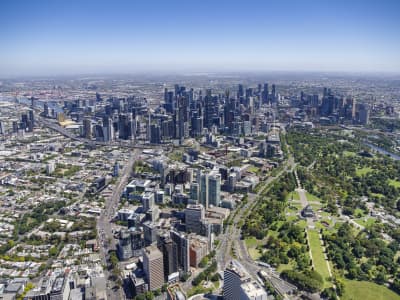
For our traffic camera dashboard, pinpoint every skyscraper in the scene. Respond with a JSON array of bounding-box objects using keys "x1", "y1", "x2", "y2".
[
  {"x1": 143, "y1": 245, "x2": 165, "y2": 291},
  {"x1": 200, "y1": 172, "x2": 209, "y2": 208},
  {"x1": 83, "y1": 117, "x2": 92, "y2": 139},
  {"x1": 208, "y1": 173, "x2": 221, "y2": 207},
  {"x1": 170, "y1": 230, "x2": 190, "y2": 273},
  {"x1": 184, "y1": 204, "x2": 205, "y2": 234},
  {"x1": 224, "y1": 260, "x2": 252, "y2": 300}
]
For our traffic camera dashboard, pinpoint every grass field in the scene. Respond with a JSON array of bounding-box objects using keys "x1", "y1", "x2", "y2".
[
  {"x1": 297, "y1": 219, "x2": 308, "y2": 229},
  {"x1": 343, "y1": 151, "x2": 356, "y2": 157},
  {"x1": 248, "y1": 248, "x2": 262, "y2": 260},
  {"x1": 305, "y1": 192, "x2": 321, "y2": 202},
  {"x1": 286, "y1": 191, "x2": 300, "y2": 201},
  {"x1": 245, "y1": 237, "x2": 263, "y2": 260},
  {"x1": 356, "y1": 166, "x2": 374, "y2": 176},
  {"x1": 354, "y1": 217, "x2": 376, "y2": 228},
  {"x1": 277, "y1": 261, "x2": 295, "y2": 273},
  {"x1": 245, "y1": 237, "x2": 259, "y2": 248},
  {"x1": 388, "y1": 179, "x2": 400, "y2": 188},
  {"x1": 308, "y1": 229, "x2": 332, "y2": 286},
  {"x1": 342, "y1": 280, "x2": 400, "y2": 300}
]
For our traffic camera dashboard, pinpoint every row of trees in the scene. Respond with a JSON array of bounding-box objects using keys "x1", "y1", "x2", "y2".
[{"x1": 281, "y1": 269, "x2": 323, "y2": 293}]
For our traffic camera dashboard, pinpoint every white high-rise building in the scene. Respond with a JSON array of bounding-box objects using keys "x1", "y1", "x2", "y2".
[
  {"x1": 143, "y1": 245, "x2": 164, "y2": 291},
  {"x1": 240, "y1": 282, "x2": 267, "y2": 300}
]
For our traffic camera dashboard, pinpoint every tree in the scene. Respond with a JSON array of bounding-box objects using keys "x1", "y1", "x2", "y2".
[
  {"x1": 145, "y1": 291, "x2": 154, "y2": 300},
  {"x1": 49, "y1": 246, "x2": 58, "y2": 257}
]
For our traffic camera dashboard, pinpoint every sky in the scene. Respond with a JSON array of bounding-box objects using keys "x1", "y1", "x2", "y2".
[{"x1": 0, "y1": 0, "x2": 400, "y2": 77}]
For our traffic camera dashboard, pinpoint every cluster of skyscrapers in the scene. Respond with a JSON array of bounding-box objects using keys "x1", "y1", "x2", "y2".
[{"x1": 73, "y1": 83, "x2": 279, "y2": 143}]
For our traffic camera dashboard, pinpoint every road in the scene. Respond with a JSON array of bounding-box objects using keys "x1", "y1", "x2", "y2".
[
  {"x1": 215, "y1": 150, "x2": 297, "y2": 298},
  {"x1": 97, "y1": 150, "x2": 139, "y2": 300}
]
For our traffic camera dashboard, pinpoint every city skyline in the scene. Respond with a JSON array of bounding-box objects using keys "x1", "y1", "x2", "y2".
[{"x1": 1, "y1": 0, "x2": 400, "y2": 77}]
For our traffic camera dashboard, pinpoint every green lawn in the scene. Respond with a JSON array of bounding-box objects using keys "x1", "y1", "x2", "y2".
[
  {"x1": 245, "y1": 237, "x2": 259, "y2": 248},
  {"x1": 388, "y1": 179, "x2": 400, "y2": 188},
  {"x1": 290, "y1": 202, "x2": 303, "y2": 209},
  {"x1": 354, "y1": 208, "x2": 366, "y2": 217},
  {"x1": 308, "y1": 229, "x2": 332, "y2": 286},
  {"x1": 310, "y1": 203, "x2": 322, "y2": 211},
  {"x1": 296, "y1": 220, "x2": 308, "y2": 229},
  {"x1": 354, "y1": 217, "x2": 376, "y2": 228},
  {"x1": 245, "y1": 237, "x2": 263, "y2": 260},
  {"x1": 248, "y1": 248, "x2": 262, "y2": 260},
  {"x1": 356, "y1": 166, "x2": 374, "y2": 176},
  {"x1": 343, "y1": 151, "x2": 356, "y2": 157},
  {"x1": 342, "y1": 280, "x2": 400, "y2": 300},
  {"x1": 305, "y1": 192, "x2": 321, "y2": 202},
  {"x1": 286, "y1": 191, "x2": 300, "y2": 201},
  {"x1": 277, "y1": 261, "x2": 295, "y2": 273},
  {"x1": 248, "y1": 166, "x2": 260, "y2": 174},
  {"x1": 315, "y1": 219, "x2": 332, "y2": 230}
]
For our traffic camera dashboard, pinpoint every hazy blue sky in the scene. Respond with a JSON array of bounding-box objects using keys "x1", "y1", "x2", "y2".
[{"x1": 1, "y1": 0, "x2": 399, "y2": 76}]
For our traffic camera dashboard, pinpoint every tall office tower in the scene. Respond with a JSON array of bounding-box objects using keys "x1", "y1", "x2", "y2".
[
  {"x1": 113, "y1": 161, "x2": 119, "y2": 177},
  {"x1": 184, "y1": 204, "x2": 205, "y2": 234},
  {"x1": 44, "y1": 102, "x2": 50, "y2": 117},
  {"x1": 147, "y1": 114, "x2": 151, "y2": 141},
  {"x1": 191, "y1": 114, "x2": 203, "y2": 137},
  {"x1": 117, "y1": 230, "x2": 133, "y2": 260},
  {"x1": 174, "y1": 84, "x2": 180, "y2": 96},
  {"x1": 263, "y1": 83, "x2": 269, "y2": 104},
  {"x1": 271, "y1": 84, "x2": 276, "y2": 103},
  {"x1": 94, "y1": 124, "x2": 105, "y2": 142},
  {"x1": 358, "y1": 103, "x2": 370, "y2": 125},
  {"x1": 103, "y1": 116, "x2": 114, "y2": 142},
  {"x1": 224, "y1": 98, "x2": 236, "y2": 133},
  {"x1": 142, "y1": 192, "x2": 155, "y2": 212},
  {"x1": 143, "y1": 221, "x2": 158, "y2": 246},
  {"x1": 21, "y1": 113, "x2": 28, "y2": 130},
  {"x1": 159, "y1": 235, "x2": 174, "y2": 278},
  {"x1": 83, "y1": 117, "x2": 92, "y2": 139},
  {"x1": 170, "y1": 230, "x2": 190, "y2": 273},
  {"x1": 27, "y1": 110, "x2": 34, "y2": 132},
  {"x1": 238, "y1": 84, "x2": 244, "y2": 98},
  {"x1": 300, "y1": 91, "x2": 305, "y2": 104},
  {"x1": 208, "y1": 173, "x2": 221, "y2": 207},
  {"x1": 150, "y1": 123, "x2": 161, "y2": 144},
  {"x1": 228, "y1": 173, "x2": 237, "y2": 193},
  {"x1": 189, "y1": 182, "x2": 200, "y2": 202},
  {"x1": 321, "y1": 92, "x2": 335, "y2": 116},
  {"x1": 200, "y1": 172, "x2": 209, "y2": 208},
  {"x1": 143, "y1": 245, "x2": 165, "y2": 291},
  {"x1": 164, "y1": 88, "x2": 168, "y2": 103},
  {"x1": 175, "y1": 96, "x2": 189, "y2": 140},
  {"x1": 240, "y1": 282, "x2": 268, "y2": 300},
  {"x1": 245, "y1": 88, "x2": 253, "y2": 99},
  {"x1": 351, "y1": 98, "x2": 357, "y2": 120},
  {"x1": 118, "y1": 113, "x2": 134, "y2": 140},
  {"x1": 204, "y1": 89, "x2": 215, "y2": 129},
  {"x1": 323, "y1": 87, "x2": 328, "y2": 98},
  {"x1": 224, "y1": 260, "x2": 252, "y2": 300},
  {"x1": 311, "y1": 94, "x2": 319, "y2": 108}
]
